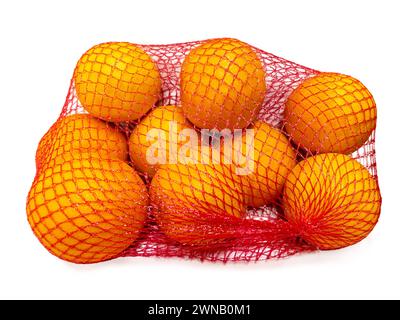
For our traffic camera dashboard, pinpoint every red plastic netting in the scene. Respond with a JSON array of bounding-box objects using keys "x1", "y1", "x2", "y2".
[{"x1": 27, "y1": 38, "x2": 381, "y2": 264}]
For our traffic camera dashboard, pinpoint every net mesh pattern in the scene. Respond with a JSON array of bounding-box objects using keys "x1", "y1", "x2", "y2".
[{"x1": 27, "y1": 39, "x2": 381, "y2": 264}]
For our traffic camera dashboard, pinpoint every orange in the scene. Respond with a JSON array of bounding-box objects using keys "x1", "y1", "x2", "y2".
[
  {"x1": 36, "y1": 114, "x2": 128, "y2": 169},
  {"x1": 226, "y1": 121, "x2": 297, "y2": 207},
  {"x1": 27, "y1": 154, "x2": 148, "y2": 263},
  {"x1": 74, "y1": 42, "x2": 161, "y2": 122},
  {"x1": 150, "y1": 163, "x2": 245, "y2": 245},
  {"x1": 129, "y1": 105, "x2": 195, "y2": 178},
  {"x1": 284, "y1": 73, "x2": 377, "y2": 154},
  {"x1": 282, "y1": 153, "x2": 381, "y2": 250},
  {"x1": 180, "y1": 38, "x2": 266, "y2": 130}
]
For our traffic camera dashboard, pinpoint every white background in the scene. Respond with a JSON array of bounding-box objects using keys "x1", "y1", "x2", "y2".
[{"x1": 0, "y1": 0, "x2": 399, "y2": 300}]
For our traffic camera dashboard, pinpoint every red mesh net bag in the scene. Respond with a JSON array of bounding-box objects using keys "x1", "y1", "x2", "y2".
[{"x1": 27, "y1": 38, "x2": 381, "y2": 264}]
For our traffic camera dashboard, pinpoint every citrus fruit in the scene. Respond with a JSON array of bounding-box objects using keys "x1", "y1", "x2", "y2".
[
  {"x1": 284, "y1": 73, "x2": 377, "y2": 154},
  {"x1": 129, "y1": 105, "x2": 195, "y2": 178},
  {"x1": 27, "y1": 154, "x2": 149, "y2": 263},
  {"x1": 226, "y1": 121, "x2": 297, "y2": 207},
  {"x1": 36, "y1": 114, "x2": 128, "y2": 169},
  {"x1": 282, "y1": 153, "x2": 381, "y2": 250},
  {"x1": 150, "y1": 163, "x2": 245, "y2": 245},
  {"x1": 74, "y1": 42, "x2": 161, "y2": 122},
  {"x1": 181, "y1": 38, "x2": 266, "y2": 130}
]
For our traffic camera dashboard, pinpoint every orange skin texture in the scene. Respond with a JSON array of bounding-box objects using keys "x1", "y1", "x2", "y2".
[
  {"x1": 74, "y1": 42, "x2": 161, "y2": 122},
  {"x1": 27, "y1": 154, "x2": 149, "y2": 264},
  {"x1": 284, "y1": 73, "x2": 377, "y2": 154},
  {"x1": 150, "y1": 163, "x2": 245, "y2": 246},
  {"x1": 36, "y1": 114, "x2": 128, "y2": 170},
  {"x1": 181, "y1": 38, "x2": 267, "y2": 130},
  {"x1": 129, "y1": 105, "x2": 194, "y2": 178},
  {"x1": 282, "y1": 153, "x2": 381, "y2": 250},
  {"x1": 226, "y1": 121, "x2": 297, "y2": 208}
]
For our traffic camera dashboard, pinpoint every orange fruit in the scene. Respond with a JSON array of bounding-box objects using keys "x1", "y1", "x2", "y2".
[
  {"x1": 129, "y1": 105, "x2": 195, "y2": 178},
  {"x1": 36, "y1": 114, "x2": 128, "y2": 170},
  {"x1": 74, "y1": 42, "x2": 161, "y2": 122},
  {"x1": 284, "y1": 73, "x2": 377, "y2": 154},
  {"x1": 226, "y1": 121, "x2": 297, "y2": 207},
  {"x1": 181, "y1": 38, "x2": 266, "y2": 130},
  {"x1": 150, "y1": 163, "x2": 245, "y2": 245},
  {"x1": 27, "y1": 154, "x2": 148, "y2": 263},
  {"x1": 282, "y1": 153, "x2": 381, "y2": 250}
]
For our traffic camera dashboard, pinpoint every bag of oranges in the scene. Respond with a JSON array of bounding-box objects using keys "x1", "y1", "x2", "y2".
[{"x1": 27, "y1": 38, "x2": 381, "y2": 264}]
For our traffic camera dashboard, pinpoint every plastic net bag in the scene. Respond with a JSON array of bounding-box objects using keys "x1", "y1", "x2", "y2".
[{"x1": 27, "y1": 38, "x2": 381, "y2": 264}]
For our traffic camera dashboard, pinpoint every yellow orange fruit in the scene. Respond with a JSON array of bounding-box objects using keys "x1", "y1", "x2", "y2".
[
  {"x1": 27, "y1": 154, "x2": 149, "y2": 263},
  {"x1": 74, "y1": 42, "x2": 161, "y2": 122},
  {"x1": 181, "y1": 38, "x2": 267, "y2": 130},
  {"x1": 284, "y1": 73, "x2": 377, "y2": 154},
  {"x1": 129, "y1": 105, "x2": 195, "y2": 178},
  {"x1": 226, "y1": 121, "x2": 297, "y2": 208},
  {"x1": 150, "y1": 163, "x2": 245, "y2": 245},
  {"x1": 282, "y1": 153, "x2": 381, "y2": 250},
  {"x1": 36, "y1": 114, "x2": 128, "y2": 169}
]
